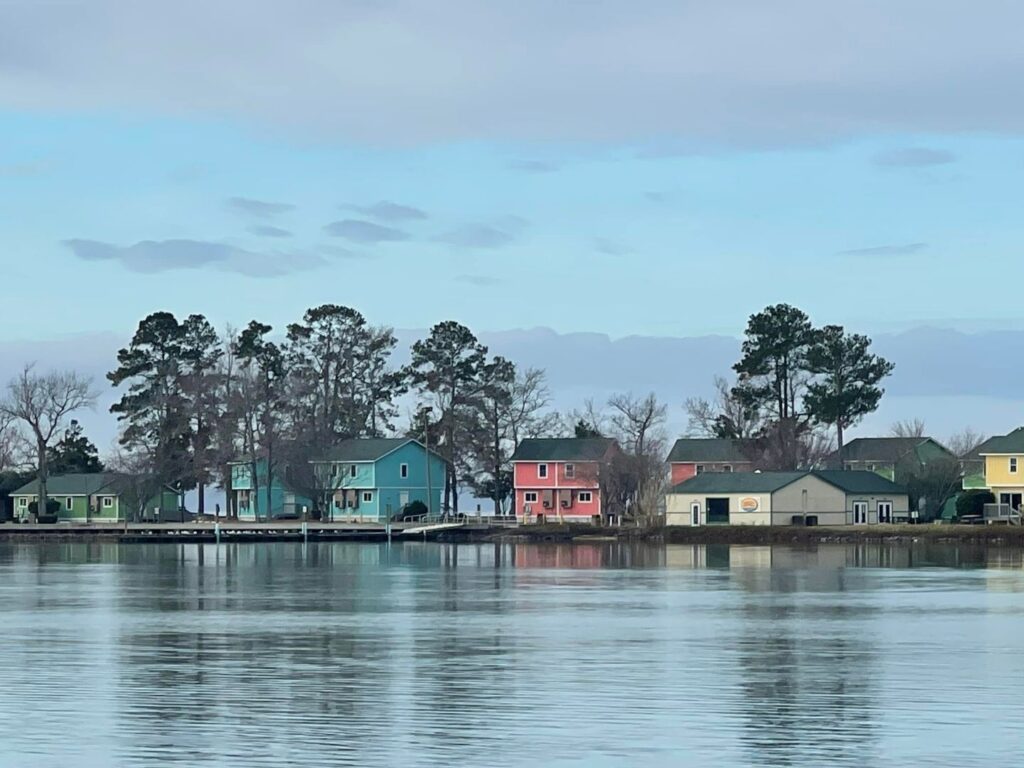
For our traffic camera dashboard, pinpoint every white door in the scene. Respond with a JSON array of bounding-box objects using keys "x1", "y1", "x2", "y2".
[
  {"x1": 853, "y1": 501, "x2": 868, "y2": 525},
  {"x1": 878, "y1": 501, "x2": 892, "y2": 524},
  {"x1": 690, "y1": 503, "x2": 701, "y2": 526},
  {"x1": 399, "y1": 491, "x2": 409, "y2": 508}
]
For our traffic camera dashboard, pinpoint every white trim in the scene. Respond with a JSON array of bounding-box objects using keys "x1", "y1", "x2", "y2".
[
  {"x1": 102, "y1": 497, "x2": 114, "y2": 509},
  {"x1": 564, "y1": 463, "x2": 575, "y2": 479},
  {"x1": 400, "y1": 463, "x2": 409, "y2": 479},
  {"x1": 361, "y1": 491, "x2": 374, "y2": 503},
  {"x1": 65, "y1": 497, "x2": 73, "y2": 510},
  {"x1": 537, "y1": 464, "x2": 548, "y2": 478},
  {"x1": 524, "y1": 491, "x2": 539, "y2": 503},
  {"x1": 1010, "y1": 457, "x2": 1018, "y2": 474},
  {"x1": 577, "y1": 491, "x2": 593, "y2": 503}
]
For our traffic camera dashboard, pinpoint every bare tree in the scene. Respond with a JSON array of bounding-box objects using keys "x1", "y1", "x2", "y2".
[
  {"x1": 684, "y1": 375, "x2": 761, "y2": 439},
  {"x1": 607, "y1": 392, "x2": 669, "y2": 525},
  {"x1": 0, "y1": 365, "x2": 96, "y2": 520},
  {"x1": 890, "y1": 418, "x2": 927, "y2": 438},
  {"x1": 947, "y1": 427, "x2": 987, "y2": 458}
]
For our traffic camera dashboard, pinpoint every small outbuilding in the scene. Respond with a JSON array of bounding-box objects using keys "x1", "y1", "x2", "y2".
[{"x1": 665, "y1": 470, "x2": 910, "y2": 526}]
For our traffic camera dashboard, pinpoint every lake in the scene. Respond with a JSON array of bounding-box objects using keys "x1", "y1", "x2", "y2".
[{"x1": 1, "y1": 540, "x2": 1022, "y2": 767}]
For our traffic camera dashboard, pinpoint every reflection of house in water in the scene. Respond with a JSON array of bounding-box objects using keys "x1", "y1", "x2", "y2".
[{"x1": 514, "y1": 544, "x2": 606, "y2": 569}]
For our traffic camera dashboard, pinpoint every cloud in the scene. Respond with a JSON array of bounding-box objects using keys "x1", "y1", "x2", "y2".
[
  {"x1": 4, "y1": 3, "x2": 1024, "y2": 147},
  {"x1": 317, "y1": 244, "x2": 375, "y2": 260},
  {"x1": 456, "y1": 274, "x2": 503, "y2": 287},
  {"x1": 837, "y1": 242, "x2": 928, "y2": 257},
  {"x1": 63, "y1": 238, "x2": 323, "y2": 277},
  {"x1": 346, "y1": 201, "x2": 427, "y2": 222},
  {"x1": 434, "y1": 224, "x2": 517, "y2": 249},
  {"x1": 593, "y1": 237, "x2": 632, "y2": 256},
  {"x1": 323, "y1": 219, "x2": 410, "y2": 243},
  {"x1": 872, "y1": 148, "x2": 956, "y2": 168},
  {"x1": 226, "y1": 196, "x2": 295, "y2": 218},
  {"x1": 247, "y1": 224, "x2": 293, "y2": 238},
  {"x1": 510, "y1": 160, "x2": 558, "y2": 173}
]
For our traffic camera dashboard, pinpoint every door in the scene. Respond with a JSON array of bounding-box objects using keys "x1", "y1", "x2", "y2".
[
  {"x1": 878, "y1": 501, "x2": 893, "y2": 524},
  {"x1": 853, "y1": 501, "x2": 868, "y2": 525},
  {"x1": 399, "y1": 491, "x2": 409, "y2": 509},
  {"x1": 690, "y1": 502, "x2": 701, "y2": 527}
]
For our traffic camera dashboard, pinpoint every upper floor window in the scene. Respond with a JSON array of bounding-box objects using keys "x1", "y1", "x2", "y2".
[
  {"x1": 400, "y1": 463, "x2": 409, "y2": 479},
  {"x1": 538, "y1": 464, "x2": 548, "y2": 479},
  {"x1": 564, "y1": 463, "x2": 575, "y2": 479},
  {"x1": 350, "y1": 464, "x2": 357, "y2": 478},
  {"x1": 1011, "y1": 457, "x2": 1019, "y2": 474}
]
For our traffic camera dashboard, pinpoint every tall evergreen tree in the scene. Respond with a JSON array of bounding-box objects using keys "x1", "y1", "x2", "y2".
[
  {"x1": 108, "y1": 312, "x2": 192, "y2": 493},
  {"x1": 48, "y1": 419, "x2": 104, "y2": 474},
  {"x1": 406, "y1": 321, "x2": 488, "y2": 514},
  {"x1": 179, "y1": 314, "x2": 222, "y2": 514},
  {"x1": 804, "y1": 324, "x2": 894, "y2": 461}
]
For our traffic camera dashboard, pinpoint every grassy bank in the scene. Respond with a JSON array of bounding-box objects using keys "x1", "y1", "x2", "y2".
[{"x1": 485, "y1": 524, "x2": 1024, "y2": 545}]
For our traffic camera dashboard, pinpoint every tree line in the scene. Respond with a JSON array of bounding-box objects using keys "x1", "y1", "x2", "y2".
[{"x1": 0, "y1": 301, "x2": 987, "y2": 522}]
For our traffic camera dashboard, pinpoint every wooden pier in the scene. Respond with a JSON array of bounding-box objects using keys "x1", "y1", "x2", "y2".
[{"x1": 0, "y1": 515, "x2": 519, "y2": 543}]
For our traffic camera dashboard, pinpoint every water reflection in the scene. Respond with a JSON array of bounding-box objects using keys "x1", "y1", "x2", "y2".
[{"x1": 0, "y1": 541, "x2": 1022, "y2": 767}]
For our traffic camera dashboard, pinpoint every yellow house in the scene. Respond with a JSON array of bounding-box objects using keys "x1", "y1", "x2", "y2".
[{"x1": 979, "y1": 429, "x2": 1024, "y2": 512}]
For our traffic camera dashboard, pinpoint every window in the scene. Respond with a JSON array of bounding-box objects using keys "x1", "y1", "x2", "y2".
[
  {"x1": 578, "y1": 491, "x2": 593, "y2": 503},
  {"x1": 524, "y1": 492, "x2": 539, "y2": 503},
  {"x1": 350, "y1": 464, "x2": 357, "y2": 478},
  {"x1": 695, "y1": 465, "x2": 705, "y2": 474},
  {"x1": 362, "y1": 492, "x2": 373, "y2": 503},
  {"x1": 723, "y1": 465, "x2": 733, "y2": 473},
  {"x1": 1011, "y1": 458, "x2": 1019, "y2": 474},
  {"x1": 538, "y1": 464, "x2": 548, "y2": 478},
  {"x1": 564, "y1": 463, "x2": 575, "y2": 479},
  {"x1": 867, "y1": 463, "x2": 877, "y2": 472},
  {"x1": 17, "y1": 497, "x2": 26, "y2": 509},
  {"x1": 102, "y1": 497, "x2": 113, "y2": 509},
  {"x1": 400, "y1": 463, "x2": 409, "y2": 479},
  {"x1": 65, "y1": 497, "x2": 73, "y2": 510}
]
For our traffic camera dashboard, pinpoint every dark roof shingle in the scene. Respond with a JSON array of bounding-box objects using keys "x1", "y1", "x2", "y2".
[
  {"x1": 669, "y1": 470, "x2": 908, "y2": 496},
  {"x1": 667, "y1": 438, "x2": 751, "y2": 463},
  {"x1": 319, "y1": 438, "x2": 423, "y2": 463},
  {"x1": 511, "y1": 438, "x2": 616, "y2": 462}
]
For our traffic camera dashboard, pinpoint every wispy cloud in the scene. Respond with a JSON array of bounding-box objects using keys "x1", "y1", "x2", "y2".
[
  {"x1": 323, "y1": 219, "x2": 410, "y2": 243},
  {"x1": 63, "y1": 238, "x2": 322, "y2": 277},
  {"x1": 456, "y1": 274, "x2": 503, "y2": 287},
  {"x1": 346, "y1": 201, "x2": 428, "y2": 222},
  {"x1": 434, "y1": 224, "x2": 518, "y2": 249},
  {"x1": 247, "y1": 224, "x2": 293, "y2": 239},
  {"x1": 872, "y1": 148, "x2": 956, "y2": 168},
  {"x1": 593, "y1": 237, "x2": 632, "y2": 256},
  {"x1": 317, "y1": 244, "x2": 375, "y2": 260},
  {"x1": 226, "y1": 196, "x2": 295, "y2": 218},
  {"x1": 837, "y1": 242, "x2": 928, "y2": 257}
]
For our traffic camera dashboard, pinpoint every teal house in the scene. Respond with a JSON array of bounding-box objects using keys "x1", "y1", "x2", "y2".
[
  {"x1": 313, "y1": 438, "x2": 447, "y2": 522},
  {"x1": 229, "y1": 460, "x2": 313, "y2": 521},
  {"x1": 11, "y1": 473, "x2": 180, "y2": 523}
]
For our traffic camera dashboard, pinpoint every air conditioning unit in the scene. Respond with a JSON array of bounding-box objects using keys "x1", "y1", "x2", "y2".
[{"x1": 560, "y1": 499, "x2": 571, "y2": 509}]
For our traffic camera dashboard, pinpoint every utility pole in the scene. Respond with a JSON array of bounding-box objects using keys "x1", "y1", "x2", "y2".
[{"x1": 422, "y1": 408, "x2": 433, "y2": 520}]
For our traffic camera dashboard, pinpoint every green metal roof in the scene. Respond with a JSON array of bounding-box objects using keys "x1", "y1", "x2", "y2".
[
  {"x1": 669, "y1": 469, "x2": 907, "y2": 496},
  {"x1": 828, "y1": 437, "x2": 953, "y2": 465},
  {"x1": 511, "y1": 438, "x2": 616, "y2": 462},
  {"x1": 669, "y1": 471, "x2": 807, "y2": 494},
  {"x1": 978, "y1": 428, "x2": 1024, "y2": 455},
  {"x1": 811, "y1": 470, "x2": 908, "y2": 495},
  {"x1": 14, "y1": 473, "x2": 128, "y2": 497},
  {"x1": 667, "y1": 438, "x2": 751, "y2": 463}
]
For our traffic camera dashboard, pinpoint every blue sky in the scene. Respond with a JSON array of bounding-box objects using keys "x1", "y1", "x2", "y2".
[{"x1": 2, "y1": 1, "x2": 1024, "y2": 342}]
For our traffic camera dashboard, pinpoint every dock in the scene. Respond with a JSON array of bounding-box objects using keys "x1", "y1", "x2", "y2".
[{"x1": 0, "y1": 514, "x2": 519, "y2": 543}]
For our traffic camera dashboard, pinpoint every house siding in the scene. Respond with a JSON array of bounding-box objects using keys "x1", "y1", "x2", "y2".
[
  {"x1": 669, "y1": 461, "x2": 754, "y2": 486},
  {"x1": 514, "y1": 461, "x2": 603, "y2": 523}
]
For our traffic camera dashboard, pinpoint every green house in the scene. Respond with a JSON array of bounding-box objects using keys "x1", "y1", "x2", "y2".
[
  {"x1": 10, "y1": 473, "x2": 181, "y2": 523},
  {"x1": 827, "y1": 437, "x2": 957, "y2": 482}
]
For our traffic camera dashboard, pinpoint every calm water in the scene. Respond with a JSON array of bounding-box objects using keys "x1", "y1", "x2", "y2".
[{"x1": 2, "y1": 541, "x2": 1024, "y2": 767}]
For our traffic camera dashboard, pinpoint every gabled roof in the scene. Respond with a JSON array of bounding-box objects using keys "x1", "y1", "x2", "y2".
[
  {"x1": 11, "y1": 473, "x2": 173, "y2": 497},
  {"x1": 669, "y1": 469, "x2": 908, "y2": 496},
  {"x1": 511, "y1": 437, "x2": 616, "y2": 462},
  {"x1": 669, "y1": 471, "x2": 807, "y2": 494},
  {"x1": 829, "y1": 437, "x2": 952, "y2": 465},
  {"x1": 667, "y1": 438, "x2": 752, "y2": 464},
  {"x1": 318, "y1": 438, "x2": 436, "y2": 463},
  {"x1": 811, "y1": 470, "x2": 908, "y2": 495},
  {"x1": 978, "y1": 428, "x2": 1024, "y2": 455}
]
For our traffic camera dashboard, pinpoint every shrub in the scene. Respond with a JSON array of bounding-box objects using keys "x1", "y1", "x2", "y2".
[
  {"x1": 956, "y1": 490, "x2": 995, "y2": 519},
  {"x1": 401, "y1": 500, "x2": 428, "y2": 519},
  {"x1": 28, "y1": 499, "x2": 61, "y2": 516}
]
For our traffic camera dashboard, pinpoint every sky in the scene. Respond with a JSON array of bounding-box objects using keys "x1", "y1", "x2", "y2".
[{"x1": 2, "y1": 0, "x2": 1024, "y2": 345}]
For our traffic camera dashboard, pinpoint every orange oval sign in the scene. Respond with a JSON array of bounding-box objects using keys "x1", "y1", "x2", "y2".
[{"x1": 740, "y1": 497, "x2": 759, "y2": 512}]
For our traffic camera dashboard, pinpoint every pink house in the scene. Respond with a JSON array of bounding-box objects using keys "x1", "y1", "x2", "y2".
[
  {"x1": 511, "y1": 437, "x2": 618, "y2": 524},
  {"x1": 667, "y1": 438, "x2": 755, "y2": 485}
]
